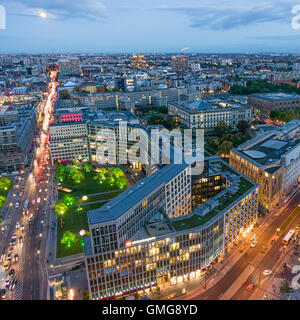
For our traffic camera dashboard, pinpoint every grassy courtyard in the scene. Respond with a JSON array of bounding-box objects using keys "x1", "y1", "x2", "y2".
[
  {"x1": 55, "y1": 163, "x2": 127, "y2": 258},
  {"x1": 56, "y1": 202, "x2": 108, "y2": 258}
]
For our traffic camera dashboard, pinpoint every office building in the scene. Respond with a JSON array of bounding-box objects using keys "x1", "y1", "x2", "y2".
[
  {"x1": 248, "y1": 93, "x2": 300, "y2": 116},
  {"x1": 168, "y1": 99, "x2": 251, "y2": 129},
  {"x1": 84, "y1": 158, "x2": 258, "y2": 300},
  {"x1": 230, "y1": 121, "x2": 300, "y2": 210}
]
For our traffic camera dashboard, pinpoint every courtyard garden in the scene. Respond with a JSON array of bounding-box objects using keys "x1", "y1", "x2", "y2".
[{"x1": 55, "y1": 161, "x2": 127, "y2": 257}]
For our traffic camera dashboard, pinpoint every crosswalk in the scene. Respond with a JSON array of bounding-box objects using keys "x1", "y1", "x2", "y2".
[
  {"x1": 14, "y1": 257, "x2": 24, "y2": 300},
  {"x1": 11, "y1": 246, "x2": 24, "y2": 300}
]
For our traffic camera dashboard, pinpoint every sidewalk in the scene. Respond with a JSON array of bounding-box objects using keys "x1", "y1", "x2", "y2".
[{"x1": 149, "y1": 187, "x2": 300, "y2": 300}]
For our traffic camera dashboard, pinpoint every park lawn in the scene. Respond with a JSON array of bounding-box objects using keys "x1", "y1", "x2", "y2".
[
  {"x1": 58, "y1": 171, "x2": 126, "y2": 198},
  {"x1": 79, "y1": 190, "x2": 124, "y2": 204},
  {"x1": 56, "y1": 201, "x2": 107, "y2": 258}
]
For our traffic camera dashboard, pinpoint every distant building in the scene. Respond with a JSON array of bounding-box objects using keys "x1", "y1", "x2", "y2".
[
  {"x1": 168, "y1": 99, "x2": 251, "y2": 129},
  {"x1": 248, "y1": 93, "x2": 300, "y2": 116},
  {"x1": 58, "y1": 57, "x2": 81, "y2": 76},
  {"x1": 171, "y1": 56, "x2": 190, "y2": 73},
  {"x1": 131, "y1": 55, "x2": 147, "y2": 69}
]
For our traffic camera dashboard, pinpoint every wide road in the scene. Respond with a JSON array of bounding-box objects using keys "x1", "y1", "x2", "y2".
[{"x1": 190, "y1": 188, "x2": 300, "y2": 300}]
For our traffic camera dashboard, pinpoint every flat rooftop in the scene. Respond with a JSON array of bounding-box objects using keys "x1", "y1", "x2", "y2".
[
  {"x1": 250, "y1": 92, "x2": 300, "y2": 102},
  {"x1": 234, "y1": 135, "x2": 300, "y2": 167},
  {"x1": 88, "y1": 163, "x2": 189, "y2": 225}
]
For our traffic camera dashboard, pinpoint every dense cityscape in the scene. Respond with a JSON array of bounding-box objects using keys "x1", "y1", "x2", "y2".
[{"x1": 0, "y1": 52, "x2": 299, "y2": 303}]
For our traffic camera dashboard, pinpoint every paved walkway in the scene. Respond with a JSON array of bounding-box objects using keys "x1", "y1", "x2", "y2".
[{"x1": 73, "y1": 189, "x2": 122, "y2": 198}]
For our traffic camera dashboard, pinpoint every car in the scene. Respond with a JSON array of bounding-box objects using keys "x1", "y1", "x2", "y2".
[
  {"x1": 7, "y1": 253, "x2": 11, "y2": 260},
  {"x1": 5, "y1": 276, "x2": 10, "y2": 287},
  {"x1": 263, "y1": 270, "x2": 272, "y2": 276},
  {"x1": 18, "y1": 236, "x2": 23, "y2": 244},
  {"x1": 13, "y1": 254, "x2": 18, "y2": 263},
  {"x1": 9, "y1": 279, "x2": 16, "y2": 290},
  {"x1": 8, "y1": 269, "x2": 15, "y2": 276},
  {"x1": 21, "y1": 224, "x2": 24, "y2": 231},
  {"x1": 39, "y1": 189, "x2": 42, "y2": 193},
  {"x1": 19, "y1": 192, "x2": 23, "y2": 197},
  {"x1": 4, "y1": 261, "x2": 10, "y2": 270},
  {"x1": 10, "y1": 239, "x2": 16, "y2": 246},
  {"x1": 9, "y1": 246, "x2": 14, "y2": 253},
  {"x1": 12, "y1": 233, "x2": 17, "y2": 240},
  {"x1": 16, "y1": 222, "x2": 20, "y2": 229},
  {"x1": 28, "y1": 220, "x2": 32, "y2": 225},
  {"x1": 1, "y1": 288, "x2": 6, "y2": 299},
  {"x1": 15, "y1": 202, "x2": 19, "y2": 208},
  {"x1": 250, "y1": 242, "x2": 257, "y2": 248},
  {"x1": 32, "y1": 199, "x2": 35, "y2": 205},
  {"x1": 72, "y1": 264, "x2": 80, "y2": 270},
  {"x1": 246, "y1": 282, "x2": 255, "y2": 291},
  {"x1": 296, "y1": 224, "x2": 300, "y2": 230}
]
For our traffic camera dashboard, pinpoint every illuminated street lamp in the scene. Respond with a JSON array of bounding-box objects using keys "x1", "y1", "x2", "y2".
[{"x1": 82, "y1": 195, "x2": 88, "y2": 201}]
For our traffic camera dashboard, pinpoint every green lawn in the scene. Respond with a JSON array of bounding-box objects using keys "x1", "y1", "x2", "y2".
[
  {"x1": 58, "y1": 171, "x2": 123, "y2": 198},
  {"x1": 56, "y1": 201, "x2": 108, "y2": 258}
]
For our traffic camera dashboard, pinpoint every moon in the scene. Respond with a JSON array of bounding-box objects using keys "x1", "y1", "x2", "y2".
[{"x1": 40, "y1": 12, "x2": 47, "y2": 19}]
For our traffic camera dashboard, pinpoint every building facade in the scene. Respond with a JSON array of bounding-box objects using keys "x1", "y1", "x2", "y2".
[{"x1": 84, "y1": 158, "x2": 258, "y2": 300}]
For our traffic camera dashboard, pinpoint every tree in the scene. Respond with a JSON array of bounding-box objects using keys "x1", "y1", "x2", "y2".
[
  {"x1": 148, "y1": 114, "x2": 165, "y2": 126},
  {"x1": 59, "y1": 89, "x2": 71, "y2": 100},
  {"x1": 158, "y1": 106, "x2": 168, "y2": 114},
  {"x1": 280, "y1": 281, "x2": 292, "y2": 294},
  {"x1": 71, "y1": 170, "x2": 85, "y2": 184},
  {"x1": 61, "y1": 231, "x2": 77, "y2": 248},
  {"x1": 93, "y1": 168, "x2": 108, "y2": 183},
  {"x1": 214, "y1": 121, "x2": 228, "y2": 137},
  {"x1": 54, "y1": 201, "x2": 68, "y2": 216},
  {"x1": 63, "y1": 194, "x2": 76, "y2": 207},
  {"x1": 219, "y1": 140, "x2": 233, "y2": 156},
  {"x1": 83, "y1": 161, "x2": 92, "y2": 173},
  {"x1": 237, "y1": 120, "x2": 251, "y2": 134},
  {"x1": 0, "y1": 177, "x2": 12, "y2": 191},
  {"x1": 0, "y1": 195, "x2": 6, "y2": 208},
  {"x1": 56, "y1": 165, "x2": 67, "y2": 182}
]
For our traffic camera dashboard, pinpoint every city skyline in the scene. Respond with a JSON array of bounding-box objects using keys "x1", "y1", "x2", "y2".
[{"x1": 1, "y1": 0, "x2": 300, "y2": 53}]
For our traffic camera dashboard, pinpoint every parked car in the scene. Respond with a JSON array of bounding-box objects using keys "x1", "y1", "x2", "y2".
[
  {"x1": 1, "y1": 288, "x2": 6, "y2": 299},
  {"x1": 4, "y1": 261, "x2": 10, "y2": 270},
  {"x1": 13, "y1": 254, "x2": 18, "y2": 263},
  {"x1": 8, "y1": 269, "x2": 15, "y2": 276},
  {"x1": 9, "y1": 279, "x2": 16, "y2": 290},
  {"x1": 246, "y1": 282, "x2": 255, "y2": 291},
  {"x1": 18, "y1": 236, "x2": 23, "y2": 244}
]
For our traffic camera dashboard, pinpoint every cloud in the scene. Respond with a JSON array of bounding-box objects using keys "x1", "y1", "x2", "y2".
[
  {"x1": 4, "y1": 0, "x2": 106, "y2": 20},
  {"x1": 153, "y1": 1, "x2": 296, "y2": 30}
]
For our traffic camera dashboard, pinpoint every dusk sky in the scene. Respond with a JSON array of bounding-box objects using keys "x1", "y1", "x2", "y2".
[{"x1": 1, "y1": 0, "x2": 300, "y2": 53}]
